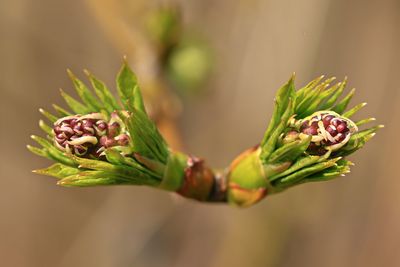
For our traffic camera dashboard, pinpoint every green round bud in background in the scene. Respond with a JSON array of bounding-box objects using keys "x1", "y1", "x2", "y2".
[{"x1": 167, "y1": 39, "x2": 213, "y2": 93}]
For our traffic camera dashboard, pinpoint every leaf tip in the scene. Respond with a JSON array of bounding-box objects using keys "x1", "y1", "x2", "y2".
[
  {"x1": 57, "y1": 180, "x2": 66, "y2": 186},
  {"x1": 83, "y1": 69, "x2": 91, "y2": 77},
  {"x1": 289, "y1": 72, "x2": 296, "y2": 83},
  {"x1": 66, "y1": 68, "x2": 75, "y2": 79}
]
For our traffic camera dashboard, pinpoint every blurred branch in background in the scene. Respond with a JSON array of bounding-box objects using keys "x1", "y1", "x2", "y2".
[{"x1": 85, "y1": 0, "x2": 213, "y2": 151}]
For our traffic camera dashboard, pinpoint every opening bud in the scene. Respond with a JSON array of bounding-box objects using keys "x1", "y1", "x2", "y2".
[
  {"x1": 297, "y1": 111, "x2": 358, "y2": 155},
  {"x1": 52, "y1": 113, "x2": 131, "y2": 157}
]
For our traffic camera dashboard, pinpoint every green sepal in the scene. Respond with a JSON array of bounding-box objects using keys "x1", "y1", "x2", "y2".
[
  {"x1": 85, "y1": 70, "x2": 120, "y2": 113},
  {"x1": 117, "y1": 60, "x2": 146, "y2": 113},
  {"x1": 229, "y1": 148, "x2": 267, "y2": 190},
  {"x1": 33, "y1": 163, "x2": 80, "y2": 179},
  {"x1": 228, "y1": 148, "x2": 269, "y2": 206},
  {"x1": 159, "y1": 151, "x2": 188, "y2": 191}
]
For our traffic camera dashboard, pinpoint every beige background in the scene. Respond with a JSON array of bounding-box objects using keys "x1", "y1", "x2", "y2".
[{"x1": 1, "y1": 0, "x2": 399, "y2": 266}]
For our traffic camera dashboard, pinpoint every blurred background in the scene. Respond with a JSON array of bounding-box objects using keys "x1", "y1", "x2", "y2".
[{"x1": 1, "y1": 0, "x2": 399, "y2": 266}]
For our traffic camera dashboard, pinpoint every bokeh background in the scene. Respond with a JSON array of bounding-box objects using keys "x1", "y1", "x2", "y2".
[{"x1": 1, "y1": 0, "x2": 399, "y2": 266}]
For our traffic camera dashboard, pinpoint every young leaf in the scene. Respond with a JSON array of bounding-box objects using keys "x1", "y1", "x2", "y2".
[
  {"x1": 261, "y1": 75, "x2": 295, "y2": 146},
  {"x1": 332, "y1": 88, "x2": 356, "y2": 114},
  {"x1": 67, "y1": 69, "x2": 102, "y2": 112},
  {"x1": 52, "y1": 104, "x2": 71, "y2": 117},
  {"x1": 60, "y1": 89, "x2": 91, "y2": 114},
  {"x1": 123, "y1": 110, "x2": 169, "y2": 164},
  {"x1": 33, "y1": 163, "x2": 80, "y2": 179},
  {"x1": 117, "y1": 60, "x2": 146, "y2": 113},
  {"x1": 39, "y1": 108, "x2": 58, "y2": 123},
  {"x1": 268, "y1": 135, "x2": 311, "y2": 164},
  {"x1": 85, "y1": 70, "x2": 120, "y2": 113}
]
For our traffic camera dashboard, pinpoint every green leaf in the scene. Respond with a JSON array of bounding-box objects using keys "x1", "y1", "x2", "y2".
[
  {"x1": 295, "y1": 75, "x2": 324, "y2": 104},
  {"x1": 33, "y1": 163, "x2": 80, "y2": 179},
  {"x1": 298, "y1": 159, "x2": 352, "y2": 184},
  {"x1": 356, "y1": 117, "x2": 376, "y2": 126},
  {"x1": 296, "y1": 78, "x2": 334, "y2": 115},
  {"x1": 342, "y1": 102, "x2": 367, "y2": 118},
  {"x1": 268, "y1": 135, "x2": 311, "y2": 164},
  {"x1": 103, "y1": 149, "x2": 161, "y2": 179},
  {"x1": 134, "y1": 153, "x2": 166, "y2": 176},
  {"x1": 104, "y1": 149, "x2": 125, "y2": 165},
  {"x1": 123, "y1": 110, "x2": 169, "y2": 163},
  {"x1": 318, "y1": 78, "x2": 347, "y2": 110},
  {"x1": 335, "y1": 125, "x2": 383, "y2": 157},
  {"x1": 274, "y1": 157, "x2": 341, "y2": 187},
  {"x1": 39, "y1": 120, "x2": 53, "y2": 136},
  {"x1": 261, "y1": 75, "x2": 295, "y2": 147},
  {"x1": 69, "y1": 154, "x2": 158, "y2": 183},
  {"x1": 347, "y1": 125, "x2": 383, "y2": 147},
  {"x1": 58, "y1": 170, "x2": 159, "y2": 187},
  {"x1": 52, "y1": 104, "x2": 71, "y2": 117},
  {"x1": 332, "y1": 88, "x2": 356, "y2": 114},
  {"x1": 30, "y1": 135, "x2": 76, "y2": 166},
  {"x1": 85, "y1": 70, "x2": 120, "y2": 113},
  {"x1": 117, "y1": 60, "x2": 146, "y2": 113},
  {"x1": 27, "y1": 145, "x2": 48, "y2": 158},
  {"x1": 39, "y1": 108, "x2": 58, "y2": 123},
  {"x1": 261, "y1": 99, "x2": 294, "y2": 162},
  {"x1": 269, "y1": 155, "x2": 320, "y2": 182},
  {"x1": 60, "y1": 89, "x2": 91, "y2": 114},
  {"x1": 67, "y1": 69, "x2": 102, "y2": 112}
]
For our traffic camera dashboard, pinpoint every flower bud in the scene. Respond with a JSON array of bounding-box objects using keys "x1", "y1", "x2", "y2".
[
  {"x1": 298, "y1": 111, "x2": 357, "y2": 155},
  {"x1": 53, "y1": 113, "x2": 108, "y2": 156},
  {"x1": 53, "y1": 113, "x2": 132, "y2": 157}
]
